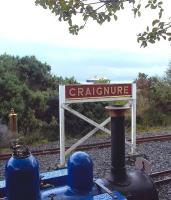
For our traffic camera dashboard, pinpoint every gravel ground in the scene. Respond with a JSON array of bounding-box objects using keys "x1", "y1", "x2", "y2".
[{"x1": 0, "y1": 132, "x2": 170, "y2": 199}]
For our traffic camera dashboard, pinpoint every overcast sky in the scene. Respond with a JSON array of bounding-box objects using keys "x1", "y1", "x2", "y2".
[{"x1": 0, "y1": 0, "x2": 171, "y2": 82}]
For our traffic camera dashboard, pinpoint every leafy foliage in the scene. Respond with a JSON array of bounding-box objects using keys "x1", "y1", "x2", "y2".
[
  {"x1": 136, "y1": 69, "x2": 171, "y2": 127},
  {"x1": 35, "y1": 0, "x2": 171, "y2": 47},
  {"x1": 0, "y1": 53, "x2": 170, "y2": 146},
  {"x1": 0, "y1": 54, "x2": 108, "y2": 144},
  {"x1": 165, "y1": 61, "x2": 171, "y2": 84},
  {"x1": 0, "y1": 54, "x2": 77, "y2": 143}
]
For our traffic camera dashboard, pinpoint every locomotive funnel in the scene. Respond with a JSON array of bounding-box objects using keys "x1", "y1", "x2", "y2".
[
  {"x1": 105, "y1": 104, "x2": 130, "y2": 185},
  {"x1": 105, "y1": 104, "x2": 159, "y2": 200}
]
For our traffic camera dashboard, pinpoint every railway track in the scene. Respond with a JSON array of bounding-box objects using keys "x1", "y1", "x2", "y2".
[
  {"x1": 151, "y1": 169, "x2": 171, "y2": 185},
  {"x1": 136, "y1": 134, "x2": 171, "y2": 144},
  {"x1": 0, "y1": 134, "x2": 171, "y2": 161}
]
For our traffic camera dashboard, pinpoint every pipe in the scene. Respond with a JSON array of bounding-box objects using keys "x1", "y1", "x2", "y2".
[{"x1": 105, "y1": 105, "x2": 130, "y2": 185}]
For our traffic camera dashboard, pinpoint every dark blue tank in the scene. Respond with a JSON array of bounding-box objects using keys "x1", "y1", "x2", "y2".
[
  {"x1": 67, "y1": 151, "x2": 93, "y2": 193},
  {"x1": 5, "y1": 144, "x2": 40, "y2": 200}
]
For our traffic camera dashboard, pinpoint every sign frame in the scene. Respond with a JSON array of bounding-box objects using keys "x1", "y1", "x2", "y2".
[{"x1": 59, "y1": 83, "x2": 136, "y2": 166}]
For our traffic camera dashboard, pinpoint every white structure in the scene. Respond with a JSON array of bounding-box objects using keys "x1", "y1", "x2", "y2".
[
  {"x1": 59, "y1": 83, "x2": 136, "y2": 166},
  {"x1": 86, "y1": 75, "x2": 109, "y2": 83}
]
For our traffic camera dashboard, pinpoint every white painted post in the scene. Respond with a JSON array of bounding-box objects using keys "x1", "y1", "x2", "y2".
[
  {"x1": 59, "y1": 85, "x2": 66, "y2": 166},
  {"x1": 59, "y1": 83, "x2": 135, "y2": 164},
  {"x1": 131, "y1": 83, "x2": 137, "y2": 154}
]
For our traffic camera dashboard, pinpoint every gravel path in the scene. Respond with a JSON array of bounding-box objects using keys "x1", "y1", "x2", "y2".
[{"x1": 0, "y1": 132, "x2": 170, "y2": 199}]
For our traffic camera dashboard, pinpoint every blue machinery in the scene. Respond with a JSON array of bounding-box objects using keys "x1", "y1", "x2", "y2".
[
  {"x1": 0, "y1": 151, "x2": 126, "y2": 200},
  {"x1": 0, "y1": 105, "x2": 158, "y2": 200}
]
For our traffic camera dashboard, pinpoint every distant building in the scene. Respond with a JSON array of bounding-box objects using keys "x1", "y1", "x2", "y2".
[{"x1": 86, "y1": 76, "x2": 110, "y2": 83}]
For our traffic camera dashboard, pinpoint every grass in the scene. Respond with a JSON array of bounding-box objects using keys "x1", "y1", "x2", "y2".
[
  {"x1": 137, "y1": 125, "x2": 171, "y2": 134},
  {"x1": 0, "y1": 125, "x2": 170, "y2": 153},
  {"x1": 0, "y1": 136, "x2": 50, "y2": 153},
  {"x1": 0, "y1": 147, "x2": 10, "y2": 153}
]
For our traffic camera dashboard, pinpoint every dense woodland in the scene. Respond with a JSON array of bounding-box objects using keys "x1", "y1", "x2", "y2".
[{"x1": 0, "y1": 54, "x2": 170, "y2": 146}]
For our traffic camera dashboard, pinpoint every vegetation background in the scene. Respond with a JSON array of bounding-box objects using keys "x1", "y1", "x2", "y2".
[{"x1": 0, "y1": 54, "x2": 170, "y2": 147}]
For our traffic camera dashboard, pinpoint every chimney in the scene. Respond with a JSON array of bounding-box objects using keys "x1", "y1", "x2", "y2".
[{"x1": 105, "y1": 104, "x2": 130, "y2": 185}]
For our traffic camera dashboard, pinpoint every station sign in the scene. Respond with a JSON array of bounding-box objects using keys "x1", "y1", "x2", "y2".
[
  {"x1": 65, "y1": 83, "x2": 132, "y2": 99},
  {"x1": 59, "y1": 82, "x2": 136, "y2": 165}
]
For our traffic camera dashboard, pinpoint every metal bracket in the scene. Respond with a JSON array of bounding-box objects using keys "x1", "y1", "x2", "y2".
[{"x1": 135, "y1": 157, "x2": 152, "y2": 174}]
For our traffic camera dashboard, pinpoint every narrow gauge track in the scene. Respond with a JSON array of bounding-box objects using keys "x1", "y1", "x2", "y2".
[
  {"x1": 0, "y1": 134, "x2": 171, "y2": 161},
  {"x1": 151, "y1": 169, "x2": 171, "y2": 185}
]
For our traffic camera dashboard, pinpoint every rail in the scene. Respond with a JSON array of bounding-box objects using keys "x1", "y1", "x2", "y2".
[
  {"x1": 0, "y1": 134, "x2": 171, "y2": 161},
  {"x1": 151, "y1": 169, "x2": 171, "y2": 185}
]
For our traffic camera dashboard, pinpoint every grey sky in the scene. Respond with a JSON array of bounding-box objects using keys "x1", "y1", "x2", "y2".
[{"x1": 0, "y1": 0, "x2": 170, "y2": 82}]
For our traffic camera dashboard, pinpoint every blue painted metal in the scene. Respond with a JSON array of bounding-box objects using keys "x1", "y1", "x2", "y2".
[
  {"x1": 41, "y1": 168, "x2": 67, "y2": 180},
  {"x1": 113, "y1": 191, "x2": 127, "y2": 200},
  {"x1": 68, "y1": 151, "x2": 93, "y2": 193},
  {"x1": 0, "y1": 169, "x2": 68, "y2": 197},
  {"x1": 41, "y1": 185, "x2": 127, "y2": 200},
  {"x1": 41, "y1": 185, "x2": 97, "y2": 200},
  {"x1": 0, "y1": 180, "x2": 5, "y2": 188},
  {"x1": 1, "y1": 151, "x2": 127, "y2": 200},
  {"x1": 0, "y1": 180, "x2": 5, "y2": 198},
  {"x1": 5, "y1": 154, "x2": 40, "y2": 200},
  {"x1": 1, "y1": 166, "x2": 127, "y2": 200},
  {"x1": 94, "y1": 192, "x2": 127, "y2": 200},
  {"x1": 40, "y1": 168, "x2": 67, "y2": 187}
]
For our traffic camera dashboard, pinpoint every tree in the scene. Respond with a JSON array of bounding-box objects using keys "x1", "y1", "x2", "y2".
[
  {"x1": 0, "y1": 54, "x2": 80, "y2": 142},
  {"x1": 165, "y1": 62, "x2": 171, "y2": 84},
  {"x1": 17, "y1": 56, "x2": 52, "y2": 90},
  {"x1": 135, "y1": 70, "x2": 171, "y2": 127},
  {"x1": 35, "y1": 0, "x2": 171, "y2": 47}
]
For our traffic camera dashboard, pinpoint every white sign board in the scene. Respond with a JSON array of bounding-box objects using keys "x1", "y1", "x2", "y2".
[{"x1": 59, "y1": 83, "x2": 136, "y2": 166}]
